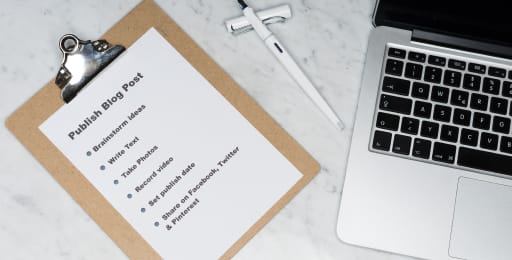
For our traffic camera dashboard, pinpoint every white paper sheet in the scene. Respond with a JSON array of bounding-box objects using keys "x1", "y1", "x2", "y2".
[{"x1": 39, "y1": 28, "x2": 302, "y2": 260}]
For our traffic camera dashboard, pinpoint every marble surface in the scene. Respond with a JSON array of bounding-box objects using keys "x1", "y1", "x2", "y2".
[{"x1": 0, "y1": 0, "x2": 413, "y2": 259}]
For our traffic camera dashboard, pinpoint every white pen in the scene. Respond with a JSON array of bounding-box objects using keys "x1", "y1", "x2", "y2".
[{"x1": 237, "y1": 0, "x2": 344, "y2": 131}]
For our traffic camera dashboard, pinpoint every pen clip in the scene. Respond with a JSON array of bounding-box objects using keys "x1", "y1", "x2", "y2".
[{"x1": 55, "y1": 34, "x2": 125, "y2": 103}]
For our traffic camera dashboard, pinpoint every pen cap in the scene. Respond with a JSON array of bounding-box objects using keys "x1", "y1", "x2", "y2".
[{"x1": 226, "y1": 4, "x2": 292, "y2": 35}]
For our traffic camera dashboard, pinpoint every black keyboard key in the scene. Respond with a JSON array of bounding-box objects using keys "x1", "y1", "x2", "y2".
[
  {"x1": 431, "y1": 86, "x2": 450, "y2": 103},
  {"x1": 470, "y1": 93, "x2": 488, "y2": 111},
  {"x1": 413, "y1": 101, "x2": 432, "y2": 118},
  {"x1": 392, "y1": 134, "x2": 412, "y2": 155},
  {"x1": 489, "y1": 67, "x2": 506, "y2": 78},
  {"x1": 373, "y1": 130, "x2": 392, "y2": 151},
  {"x1": 468, "y1": 63, "x2": 486, "y2": 74},
  {"x1": 379, "y1": 94, "x2": 412, "y2": 115},
  {"x1": 408, "y1": 51, "x2": 426, "y2": 62},
  {"x1": 448, "y1": 59, "x2": 466, "y2": 70},
  {"x1": 483, "y1": 77, "x2": 500, "y2": 94},
  {"x1": 412, "y1": 82, "x2": 430, "y2": 99},
  {"x1": 453, "y1": 108, "x2": 471, "y2": 126},
  {"x1": 382, "y1": 76, "x2": 410, "y2": 96},
  {"x1": 502, "y1": 81, "x2": 512, "y2": 98},
  {"x1": 433, "y1": 105, "x2": 452, "y2": 122},
  {"x1": 490, "y1": 97, "x2": 508, "y2": 115},
  {"x1": 440, "y1": 125, "x2": 459, "y2": 142},
  {"x1": 444, "y1": 70, "x2": 462, "y2": 87},
  {"x1": 462, "y1": 74, "x2": 481, "y2": 91},
  {"x1": 432, "y1": 142, "x2": 456, "y2": 164},
  {"x1": 458, "y1": 147, "x2": 512, "y2": 175},
  {"x1": 492, "y1": 116, "x2": 511, "y2": 134},
  {"x1": 450, "y1": 89, "x2": 469, "y2": 107},
  {"x1": 473, "y1": 112, "x2": 491, "y2": 130},
  {"x1": 424, "y1": 66, "x2": 442, "y2": 83},
  {"x1": 428, "y1": 55, "x2": 446, "y2": 66},
  {"x1": 500, "y1": 136, "x2": 512, "y2": 154},
  {"x1": 376, "y1": 112, "x2": 400, "y2": 131},
  {"x1": 412, "y1": 138, "x2": 431, "y2": 159},
  {"x1": 388, "y1": 47, "x2": 406, "y2": 58},
  {"x1": 509, "y1": 71, "x2": 512, "y2": 80},
  {"x1": 480, "y1": 132, "x2": 499, "y2": 150},
  {"x1": 385, "y1": 59, "x2": 404, "y2": 76},
  {"x1": 405, "y1": 63, "x2": 423, "y2": 80},
  {"x1": 401, "y1": 117, "x2": 420, "y2": 135},
  {"x1": 460, "y1": 128, "x2": 479, "y2": 146},
  {"x1": 421, "y1": 121, "x2": 439, "y2": 138}
]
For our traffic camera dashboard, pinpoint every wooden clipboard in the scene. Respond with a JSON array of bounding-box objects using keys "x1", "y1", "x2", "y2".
[{"x1": 6, "y1": 0, "x2": 319, "y2": 259}]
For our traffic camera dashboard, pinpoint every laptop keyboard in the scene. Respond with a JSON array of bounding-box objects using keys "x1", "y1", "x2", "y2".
[{"x1": 371, "y1": 45, "x2": 512, "y2": 176}]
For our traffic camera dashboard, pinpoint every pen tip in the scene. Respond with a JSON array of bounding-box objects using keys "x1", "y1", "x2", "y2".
[{"x1": 237, "y1": 0, "x2": 248, "y2": 9}]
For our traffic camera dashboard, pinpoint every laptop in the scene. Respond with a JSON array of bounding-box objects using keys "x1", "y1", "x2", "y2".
[{"x1": 337, "y1": 1, "x2": 512, "y2": 259}]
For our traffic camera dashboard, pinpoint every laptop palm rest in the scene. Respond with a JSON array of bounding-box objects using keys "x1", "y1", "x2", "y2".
[{"x1": 449, "y1": 177, "x2": 512, "y2": 260}]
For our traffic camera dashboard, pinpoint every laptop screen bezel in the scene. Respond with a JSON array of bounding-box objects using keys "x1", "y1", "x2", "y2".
[{"x1": 372, "y1": 0, "x2": 512, "y2": 48}]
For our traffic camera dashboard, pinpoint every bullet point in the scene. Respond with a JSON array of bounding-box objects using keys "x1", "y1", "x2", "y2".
[
  {"x1": 154, "y1": 222, "x2": 159, "y2": 227},
  {"x1": 141, "y1": 208, "x2": 146, "y2": 213},
  {"x1": 113, "y1": 180, "x2": 119, "y2": 185},
  {"x1": 86, "y1": 151, "x2": 92, "y2": 156},
  {"x1": 100, "y1": 165, "x2": 106, "y2": 170},
  {"x1": 127, "y1": 193, "x2": 132, "y2": 199}
]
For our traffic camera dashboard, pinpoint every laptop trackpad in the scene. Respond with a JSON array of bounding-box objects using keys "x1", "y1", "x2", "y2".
[{"x1": 449, "y1": 177, "x2": 512, "y2": 260}]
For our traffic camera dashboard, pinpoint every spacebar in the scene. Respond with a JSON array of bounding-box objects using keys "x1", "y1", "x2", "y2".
[{"x1": 457, "y1": 147, "x2": 512, "y2": 176}]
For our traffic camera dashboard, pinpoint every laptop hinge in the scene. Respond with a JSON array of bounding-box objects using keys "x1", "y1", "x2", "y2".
[{"x1": 412, "y1": 30, "x2": 512, "y2": 60}]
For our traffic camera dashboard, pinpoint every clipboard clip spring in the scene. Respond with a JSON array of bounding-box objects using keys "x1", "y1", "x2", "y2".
[{"x1": 55, "y1": 34, "x2": 125, "y2": 103}]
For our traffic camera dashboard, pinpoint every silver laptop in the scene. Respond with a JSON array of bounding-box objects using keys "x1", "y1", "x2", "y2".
[{"x1": 337, "y1": 1, "x2": 512, "y2": 259}]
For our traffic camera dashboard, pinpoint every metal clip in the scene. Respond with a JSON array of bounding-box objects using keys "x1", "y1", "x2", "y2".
[
  {"x1": 55, "y1": 34, "x2": 125, "y2": 103},
  {"x1": 225, "y1": 4, "x2": 292, "y2": 35}
]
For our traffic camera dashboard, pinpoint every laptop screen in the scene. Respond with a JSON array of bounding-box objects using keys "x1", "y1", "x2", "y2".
[{"x1": 374, "y1": 0, "x2": 512, "y2": 47}]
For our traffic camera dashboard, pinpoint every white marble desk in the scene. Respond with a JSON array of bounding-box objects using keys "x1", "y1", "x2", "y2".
[{"x1": 0, "y1": 0, "x2": 412, "y2": 259}]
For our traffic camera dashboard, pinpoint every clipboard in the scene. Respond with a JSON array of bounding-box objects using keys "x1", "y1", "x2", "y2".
[{"x1": 6, "y1": 0, "x2": 319, "y2": 259}]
